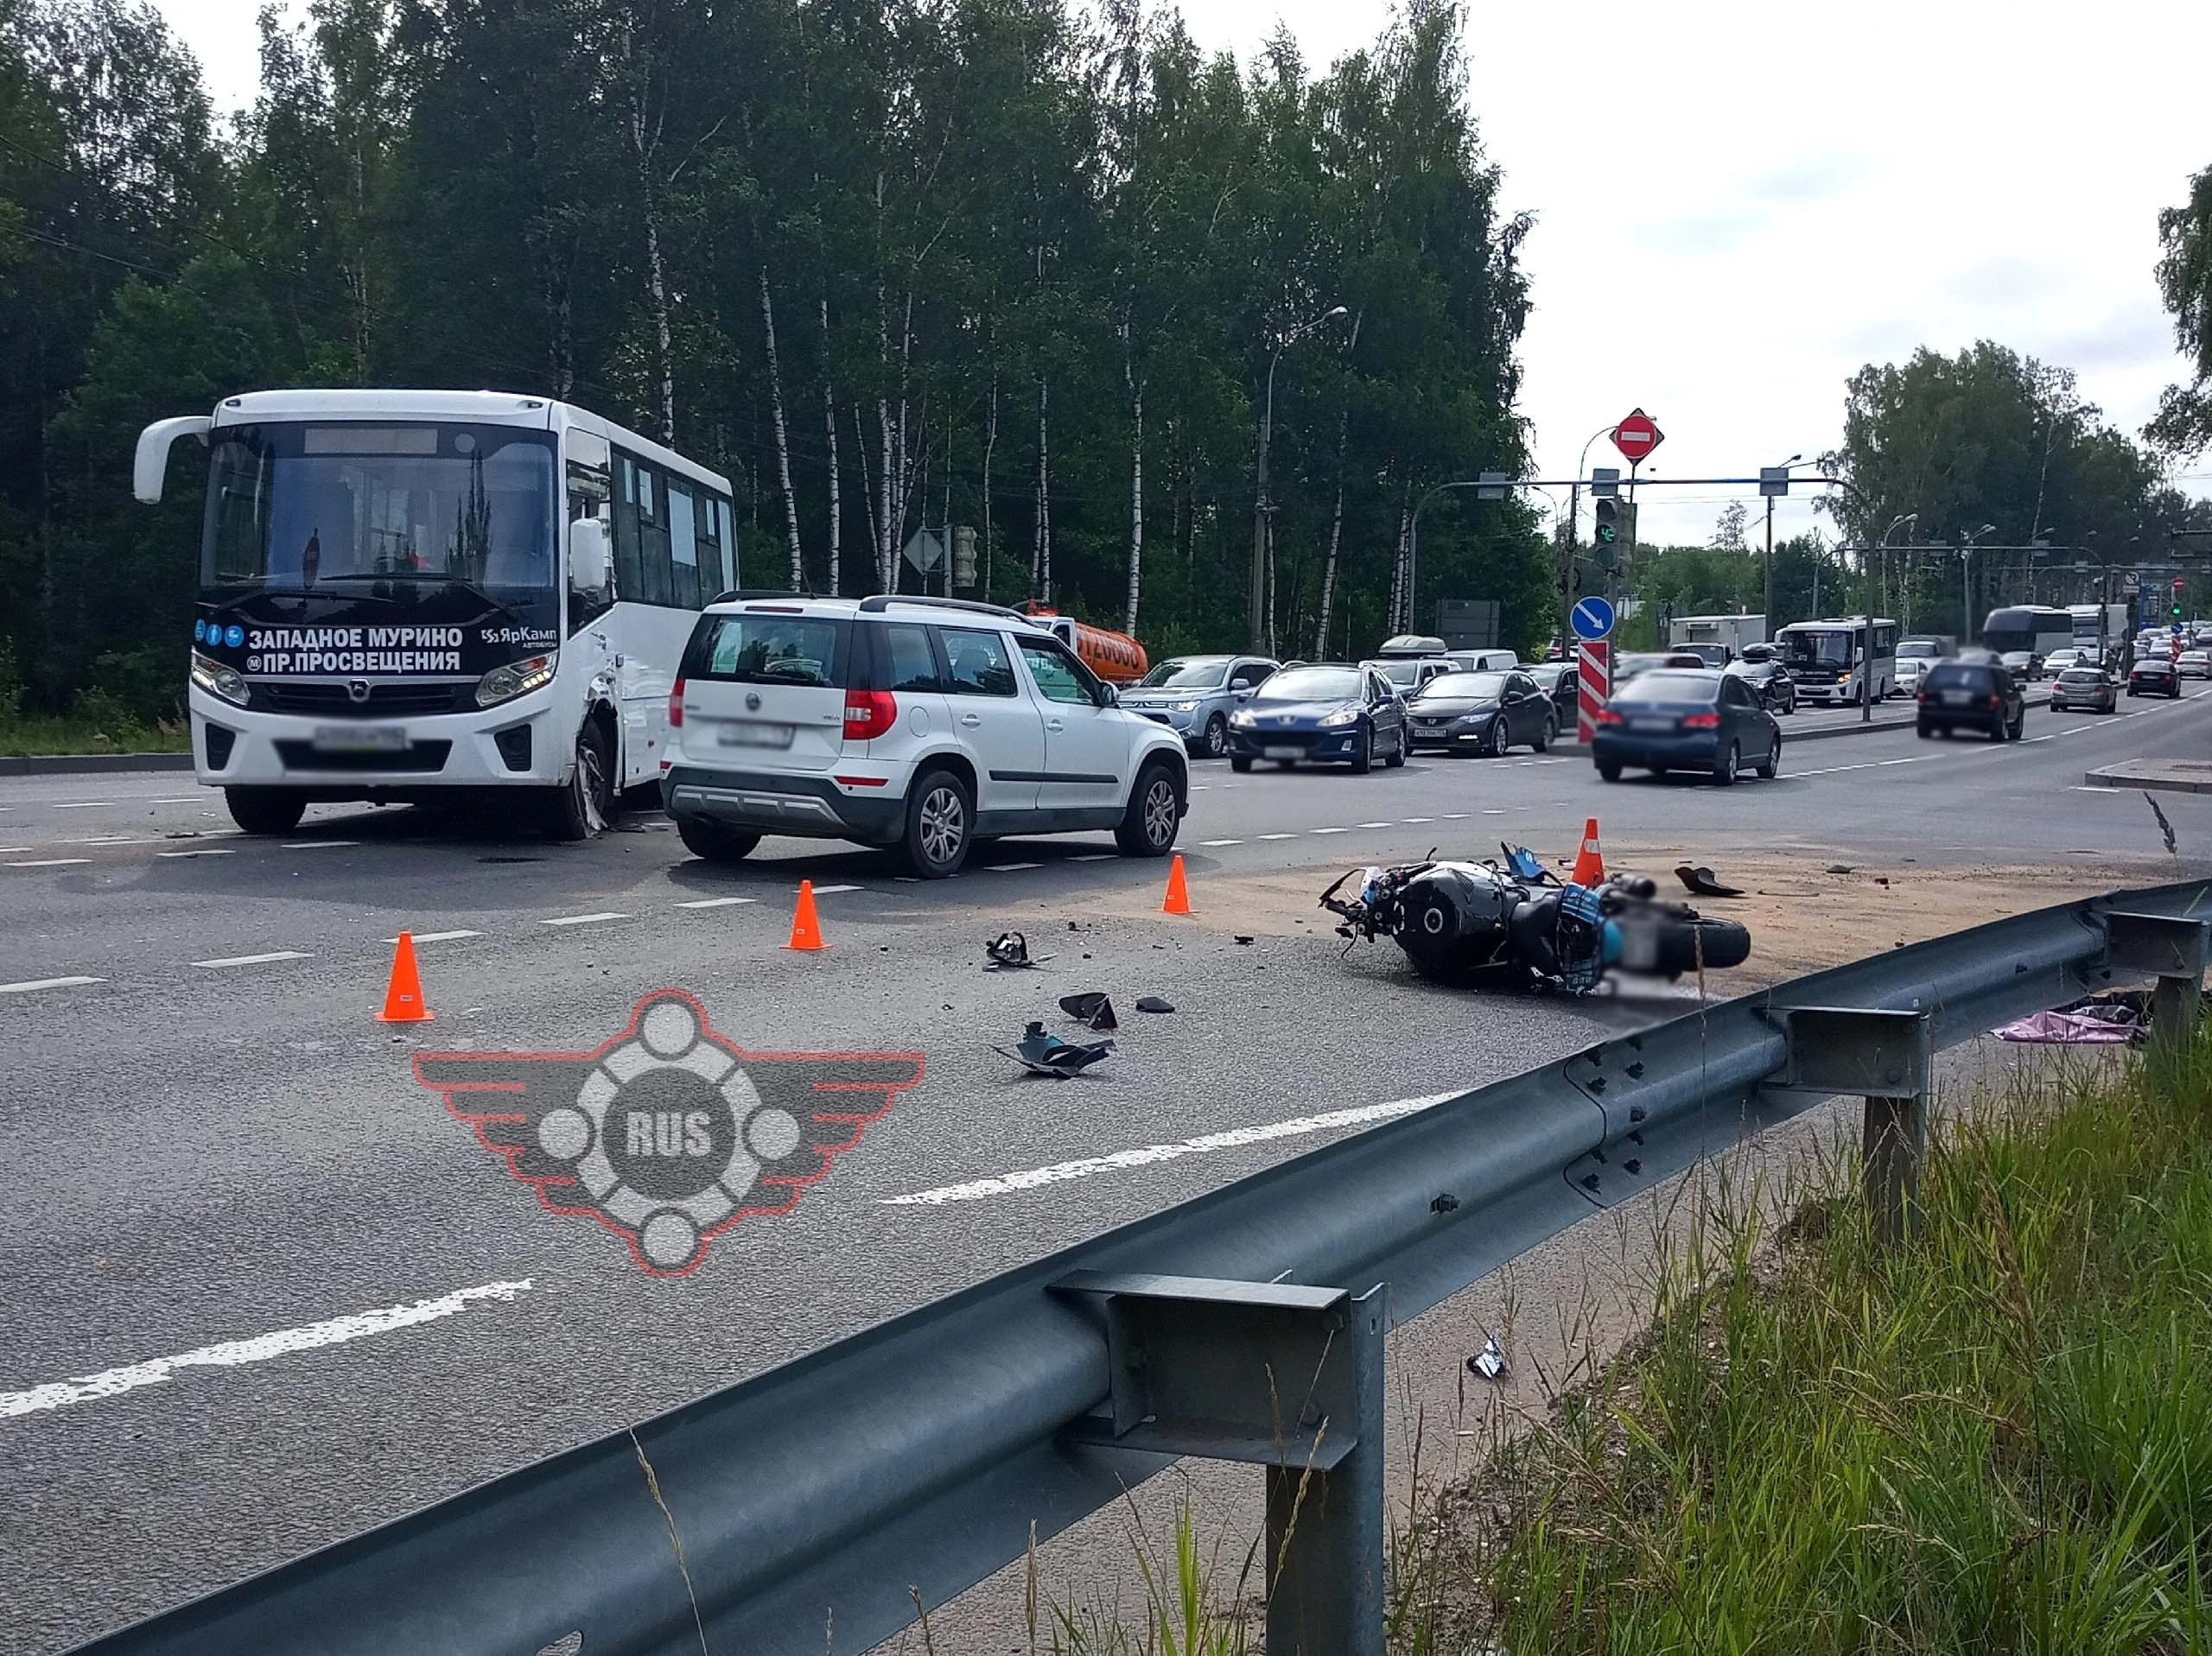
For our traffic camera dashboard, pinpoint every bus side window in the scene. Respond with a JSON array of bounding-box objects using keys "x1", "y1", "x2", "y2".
[
  {"x1": 666, "y1": 479, "x2": 701, "y2": 608},
  {"x1": 567, "y1": 458, "x2": 614, "y2": 631}
]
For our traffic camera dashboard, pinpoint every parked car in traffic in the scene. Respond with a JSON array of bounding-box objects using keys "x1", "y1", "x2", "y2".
[
  {"x1": 1443, "y1": 648, "x2": 1521, "y2": 674},
  {"x1": 1724, "y1": 657, "x2": 1797, "y2": 714},
  {"x1": 1116, "y1": 653, "x2": 1280, "y2": 758},
  {"x1": 2042, "y1": 648, "x2": 2084, "y2": 676},
  {"x1": 1404, "y1": 669, "x2": 1554, "y2": 755},
  {"x1": 1673, "y1": 643, "x2": 1730, "y2": 669},
  {"x1": 1916, "y1": 659, "x2": 2025, "y2": 741},
  {"x1": 1612, "y1": 650, "x2": 1708, "y2": 687},
  {"x1": 1592, "y1": 669, "x2": 1782, "y2": 785},
  {"x1": 664, "y1": 593, "x2": 1188, "y2": 877},
  {"x1": 1228, "y1": 663, "x2": 1409, "y2": 773},
  {"x1": 2181, "y1": 650, "x2": 2212, "y2": 680},
  {"x1": 2050, "y1": 665, "x2": 2118, "y2": 714},
  {"x1": 1998, "y1": 649, "x2": 2044, "y2": 682},
  {"x1": 2129, "y1": 656, "x2": 2183, "y2": 698},
  {"x1": 1363, "y1": 655, "x2": 1457, "y2": 697},
  {"x1": 1524, "y1": 661, "x2": 1582, "y2": 733}
]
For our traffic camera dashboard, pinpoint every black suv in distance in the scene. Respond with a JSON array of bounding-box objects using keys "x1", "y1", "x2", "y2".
[{"x1": 1916, "y1": 660, "x2": 2025, "y2": 741}]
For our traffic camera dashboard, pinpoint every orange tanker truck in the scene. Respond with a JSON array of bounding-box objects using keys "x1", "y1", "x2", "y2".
[{"x1": 1017, "y1": 603, "x2": 1149, "y2": 684}]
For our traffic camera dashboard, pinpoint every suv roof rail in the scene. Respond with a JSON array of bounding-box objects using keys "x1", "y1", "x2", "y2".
[
  {"x1": 711, "y1": 588, "x2": 819, "y2": 604},
  {"x1": 855, "y1": 593, "x2": 1033, "y2": 622}
]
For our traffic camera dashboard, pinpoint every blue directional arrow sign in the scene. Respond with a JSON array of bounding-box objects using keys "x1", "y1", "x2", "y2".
[{"x1": 1571, "y1": 595, "x2": 1616, "y2": 641}]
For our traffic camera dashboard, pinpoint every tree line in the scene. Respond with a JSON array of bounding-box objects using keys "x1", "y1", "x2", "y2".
[{"x1": 0, "y1": 0, "x2": 1550, "y2": 726}]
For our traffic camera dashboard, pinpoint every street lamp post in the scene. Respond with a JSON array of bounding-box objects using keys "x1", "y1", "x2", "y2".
[
  {"x1": 1865, "y1": 512, "x2": 1916, "y2": 722},
  {"x1": 1763, "y1": 453, "x2": 1803, "y2": 626},
  {"x1": 1249, "y1": 304, "x2": 1347, "y2": 650},
  {"x1": 1957, "y1": 523, "x2": 1996, "y2": 640}
]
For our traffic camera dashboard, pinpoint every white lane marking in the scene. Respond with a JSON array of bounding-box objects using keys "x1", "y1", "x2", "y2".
[
  {"x1": 1355, "y1": 822, "x2": 1393, "y2": 828},
  {"x1": 885, "y1": 1090, "x2": 1463, "y2": 1207},
  {"x1": 982, "y1": 863, "x2": 1042, "y2": 872},
  {"x1": 146, "y1": 796, "x2": 200, "y2": 804},
  {"x1": 1402, "y1": 816, "x2": 1434, "y2": 823},
  {"x1": 1198, "y1": 839, "x2": 1244, "y2": 847},
  {"x1": 0, "y1": 1279, "x2": 534, "y2": 1420},
  {"x1": 1481, "y1": 809, "x2": 1507, "y2": 815},
  {"x1": 809, "y1": 883, "x2": 863, "y2": 893},
  {"x1": 541, "y1": 911, "x2": 628, "y2": 927},
  {"x1": 281, "y1": 840, "x2": 359, "y2": 850},
  {"x1": 1440, "y1": 813, "x2": 1473, "y2": 819},
  {"x1": 0, "y1": 846, "x2": 29, "y2": 853},
  {"x1": 50, "y1": 802, "x2": 114, "y2": 809},
  {"x1": 1792, "y1": 754, "x2": 1941, "y2": 780},
  {"x1": 7, "y1": 858, "x2": 90, "y2": 868},
  {"x1": 192, "y1": 950, "x2": 312, "y2": 968},
  {"x1": 158, "y1": 848, "x2": 237, "y2": 859},
  {"x1": 385, "y1": 930, "x2": 482, "y2": 943},
  {"x1": 64, "y1": 835, "x2": 153, "y2": 846},
  {"x1": 675, "y1": 897, "x2": 756, "y2": 910},
  {"x1": 1257, "y1": 833, "x2": 1298, "y2": 841},
  {"x1": 1069, "y1": 853, "x2": 1116, "y2": 861},
  {"x1": 1308, "y1": 827, "x2": 1350, "y2": 834},
  {"x1": 0, "y1": 975, "x2": 105, "y2": 995}
]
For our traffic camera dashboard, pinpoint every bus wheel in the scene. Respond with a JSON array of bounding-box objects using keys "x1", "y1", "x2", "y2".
[
  {"x1": 544, "y1": 720, "x2": 614, "y2": 841},
  {"x1": 226, "y1": 787, "x2": 307, "y2": 835}
]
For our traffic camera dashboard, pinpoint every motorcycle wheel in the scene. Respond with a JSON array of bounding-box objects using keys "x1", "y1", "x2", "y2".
[{"x1": 1656, "y1": 917, "x2": 1751, "y2": 975}]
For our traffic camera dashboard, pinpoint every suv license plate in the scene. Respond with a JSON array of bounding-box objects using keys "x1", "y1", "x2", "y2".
[
  {"x1": 310, "y1": 725, "x2": 406, "y2": 753},
  {"x1": 718, "y1": 721, "x2": 794, "y2": 750}
]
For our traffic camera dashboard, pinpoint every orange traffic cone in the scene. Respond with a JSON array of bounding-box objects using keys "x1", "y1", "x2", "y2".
[
  {"x1": 1570, "y1": 818, "x2": 1605, "y2": 887},
  {"x1": 785, "y1": 879, "x2": 827, "y2": 950},
  {"x1": 1161, "y1": 853, "x2": 1192, "y2": 916},
  {"x1": 378, "y1": 931, "x2": 433, "y2": 1023}
]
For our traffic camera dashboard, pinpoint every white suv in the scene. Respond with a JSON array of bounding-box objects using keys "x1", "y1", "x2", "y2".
[{"x1": 662, "y1": 594, "x2": 1190, "y2": 877}]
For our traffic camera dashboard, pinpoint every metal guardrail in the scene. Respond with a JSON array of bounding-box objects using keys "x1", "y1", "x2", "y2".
[{"x1": 78, "y1": 878, "x2": 2212, "y2": 1656}]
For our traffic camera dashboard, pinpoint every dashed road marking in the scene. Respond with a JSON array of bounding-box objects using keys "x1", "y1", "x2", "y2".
[
  {"x1": 982, "y1": 862, "x2": 1042, "y2": 872},
  {"x1": 1069, "y1": 853, "x2": 1116, "y2": 861},
  {"x1": 192, "y1": 950, "x2": 312, "y2": 968},
  {"x1": 1355, "y1": 822, "x2": 1392, "y2": 828},
  {"x1": 1257, "y1": 833, "x2": 1298, "y2": 841},
  {"x1": 158, "y1": 848, "x2": 237, "y2": 859},
  {"x1": 50, "y1": 802, "x2": 114, "y2": 809},
  {"x1": 65, "y1": 835, "x2": 152, "y2": 846},
  {"x1": 7, "y1": 858, "x2": 90, "y2": 868},
  {"x1": 885, "y1": 1090, "x2": 1462, "y2": 1206},
  {"x1": 0, "y1": 975, "x2": 105, "y2": 995},
  {"x1": 1308, "y1": 827, "x2": 1350, "y2": 834},
  {"x1": 387, "y1": 930, "x2": 482, "y2": 943},
  {"x1": 0, "y1": 1279, "x2": 534, "y2": 1420},
  {"x1": 1198, "y1": 839, "x2": 1243, "y2": 847},
  {"x1": 541, "y1": 911, "x2": 628, "y2": 927},
  {"x1": 809, "y1": 883, "x2": 864, "y2": 894},
  {"x1": 281, "y1": 840, "x2": 359, "y2": 850},
  {"x1": 1402, "y1": 816, "x2": 1434, "y2": 823},
  {"x1": 675, "y1": 896, "x2": 756, "y2": 910}
]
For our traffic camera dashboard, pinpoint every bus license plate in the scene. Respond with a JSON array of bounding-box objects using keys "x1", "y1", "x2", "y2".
[
  {"x1": 311, "y1": 725, "x2": 407, "y2": 753},
  {"x1": 718, "y1": 721, "x2": 794, "y2": 750}
]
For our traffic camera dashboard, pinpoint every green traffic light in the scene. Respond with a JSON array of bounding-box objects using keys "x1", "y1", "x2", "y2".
[{"x1": 1595, "y1": 524, "x2": 1617, "y2": 545}]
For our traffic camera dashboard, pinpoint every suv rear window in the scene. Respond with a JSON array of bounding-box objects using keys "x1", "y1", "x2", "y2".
[
  {"x1": 1923, "y1": 663, "x2": 1993, "y2": 693},
  {"x1": 683, "y1": 612, "x2": 849, "y2": 688}
]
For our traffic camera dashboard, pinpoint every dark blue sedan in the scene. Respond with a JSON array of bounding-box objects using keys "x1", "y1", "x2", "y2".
[
  {"x1": 1592, "y1": 669, "x2": 1781, "y2": 785},
  {"x1": 1228, "y1": 663, "x2": 1409, "y2": 773}
]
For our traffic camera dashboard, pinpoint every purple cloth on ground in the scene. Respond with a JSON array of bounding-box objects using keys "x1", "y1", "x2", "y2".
[{"x1": 1994, "y1": 1009, "x2": 2144, "y2": 1044}]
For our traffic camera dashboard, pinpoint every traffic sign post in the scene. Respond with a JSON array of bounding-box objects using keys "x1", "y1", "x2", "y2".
[
  {"x1": 1571, "y1": 595, "x2": 1614, "y2": 744},
  {"x1": 1611, "y1": 409, "x2": 1663, "y2": 466}
]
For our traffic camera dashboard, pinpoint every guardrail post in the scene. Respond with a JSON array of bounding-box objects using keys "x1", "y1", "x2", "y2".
[
  {"x1": 2106, "y1": 910, "x2": 2209, "y2": 1056},
  {"x1": 1050, "y1": 1272, "x2": 1385, "y2": 1656},
  {"x1": 1770, "y1": 1006, "x2": 1933, "y2": 1246}
]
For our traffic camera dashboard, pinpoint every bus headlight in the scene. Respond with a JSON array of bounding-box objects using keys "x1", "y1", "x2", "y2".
[
  {"x1": 190, "y1": 650, "x2": 248, "y2": 707},
  {"x1": 476, "y1": 652, "x2": 558, "y2": 708}
]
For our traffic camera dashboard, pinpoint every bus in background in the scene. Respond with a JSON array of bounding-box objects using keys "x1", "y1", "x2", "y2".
[
  {"x1": 2067, "y1": 602, "x2": 2132, "y2": 665},
  {"x1": 1981, "y1": 605, "x2": 2073, "y2": 680},
  {"x1": 1773, "y1": 615, "x2": 1898, "y2": 706},
  {"x1": 135, "y1": 389, "x2": 736, "y2": 839}
]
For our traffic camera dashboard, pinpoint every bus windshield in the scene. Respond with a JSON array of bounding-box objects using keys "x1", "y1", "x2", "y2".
[
  {"x1": 201, "y1": 422, "x2": 559, "y2": 632},
  {"x1": 1779, "y1": 629, "x2": 1854, "y2": 666}
]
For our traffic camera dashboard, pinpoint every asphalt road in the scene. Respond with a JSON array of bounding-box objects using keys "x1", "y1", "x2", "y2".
[{"x1": 5, "y1": 686, "x2": 2212, "y2": 1653}]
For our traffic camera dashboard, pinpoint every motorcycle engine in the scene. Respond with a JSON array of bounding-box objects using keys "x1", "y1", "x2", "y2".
[{"x1": 1393, "y1": 862, "x2": 1516, "y2": 975}]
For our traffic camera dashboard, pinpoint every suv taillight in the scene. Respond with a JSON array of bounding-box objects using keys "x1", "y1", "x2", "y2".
[
  {"x1": 668, "y1": 676, "x2": 685, "y2": 728},
  {"x1": 843, "y1": 689, "x2": 898, "y2": 741}
]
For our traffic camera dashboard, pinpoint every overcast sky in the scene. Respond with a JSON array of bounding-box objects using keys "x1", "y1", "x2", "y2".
[{"x1": 155, "y1": 0, "x2": 2209, "y2": 548}]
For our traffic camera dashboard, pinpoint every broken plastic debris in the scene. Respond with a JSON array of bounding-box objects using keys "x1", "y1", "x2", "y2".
[
  {"x1": 1430, "y1": 1192, "x2": 1459, "y2": 1215},
  {"x1": 1234, "y1": 935, "x2": 1255, "y2": 945},
  {"x1": 1134, "y1": 995, "x2": 1175, "y2": 1014},
  {"x1": 992, "y1": 1020, "x2": 1113, "y2": 1077},
  {"x1": 1466, "y1": 1336, "x2": 1506, "y2": 1381},
  {"x1": 1674, "y1": 863, "x2": 1744, "y2": 899},
  {"x1": 1058, "y1": 992, "x2": 1119, "y2": 1031},
  {"x1": 985, "y1": 931, "x2": 1049, "y2": 970}
]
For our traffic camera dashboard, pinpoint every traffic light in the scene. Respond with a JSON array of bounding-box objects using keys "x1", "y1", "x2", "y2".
[
  {"x1": 2173, "y1": 576, "x2": 2187, "y2": 620},
  {"x1": 952, "y1": 524, "x2": 978, "y2": 588},
  {"x1": 1592, "y1": 498, "x2": 1621, "y2": 569}
]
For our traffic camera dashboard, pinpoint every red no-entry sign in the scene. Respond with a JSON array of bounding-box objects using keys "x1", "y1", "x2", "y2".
[{"x1": 1611, "y1": 409, "x2": 1663, "y2": 465}]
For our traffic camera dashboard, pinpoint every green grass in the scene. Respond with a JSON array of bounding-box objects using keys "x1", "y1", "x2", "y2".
[
  {"x1": 0, "y1": 707, "x2": 190, "y2": 756},
  {"x1": 1461, "y1": 1041, "x2": 2212, "y2": 1655},
  {"x1": 1044, "y1": 1042, "x2": 2212, "y2": 1654}
]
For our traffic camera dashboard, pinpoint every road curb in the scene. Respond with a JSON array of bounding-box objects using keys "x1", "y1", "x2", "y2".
[
  {"x1": 1, "y1": 752, "x2": 195, "y2": 776},
  {"x1": 1552, "y1": 712, "x2": 1915, "y2": 758},
  {"x1": 2083, "y1": 768, "x2": 2212, "y2": 796}
]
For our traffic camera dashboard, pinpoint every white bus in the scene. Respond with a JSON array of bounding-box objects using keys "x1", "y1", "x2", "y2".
[
  {"x1": 1773, "y1": 615, "x2": 1898, "y2": 706},
  {"x1": 135, "y1": 389, "x2": 737, "y2": 837}
]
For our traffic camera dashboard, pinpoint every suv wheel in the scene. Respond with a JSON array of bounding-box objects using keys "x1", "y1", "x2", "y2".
[
  {"x1": 225, "y1": 787, "x2": 307, "y2": 835},
  {"x1": 544, "y1": 719, "x2": 614, "y2": 841},
  {"x1": 1114, "y1": 760, "x2": 1180, "y2": 857},
  {"x1": 1199, "y1": 714, "x2": 1228, "y2": 758},
  {"x1": 903, "y1": 768, "x2": 973, "y2": 878},
  {"x1": 677, "y1": 818, "x2": 760, "y2": 864}
]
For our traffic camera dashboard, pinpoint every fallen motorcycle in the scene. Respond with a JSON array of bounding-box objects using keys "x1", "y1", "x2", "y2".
[{"x1": 1319, "y1": 845, "x2": 1751, "y2": 992}]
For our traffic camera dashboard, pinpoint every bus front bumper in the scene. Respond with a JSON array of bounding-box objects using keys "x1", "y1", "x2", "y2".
[{"x1": 189, "y1": 687, "x2": 566, "y2": 795}]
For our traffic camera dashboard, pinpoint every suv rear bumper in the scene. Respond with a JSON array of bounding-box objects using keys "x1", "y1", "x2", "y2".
[{"x1": 663, "y1": 764, "x2": 905, "y2": 843}]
